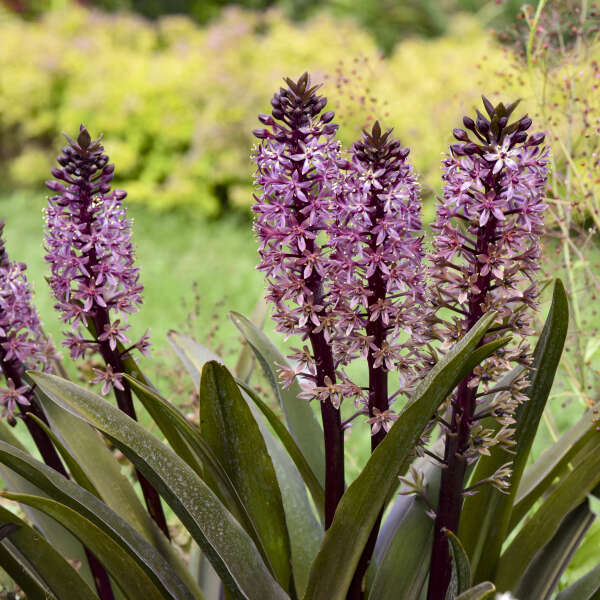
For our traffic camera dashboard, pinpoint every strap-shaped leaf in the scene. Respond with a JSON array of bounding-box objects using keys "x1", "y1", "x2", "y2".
[
  {"x1": 167, "y1": 330, "x2": 326, "y2": 519},
  {"x1": 30, "y1": 372, "x2": 289, "y2": 600},
  {"x1": 1, "y1": 492, "x2": 165, "y2": 600},
  {"x1": 241, "y1": 388, "x2": 323, "y2": 598},
  {"x1": 128, "y1": 370, "x2": 283, "y2": 574},
  {"x1": 0, "y1": 421, "x2": 95, "y2": 588},
  {"x1": 460, "y1": 280, "x2": 569, "y2": 581},
  {"x1": 35, "y1": 384, "x2": 157, "y2": 541},
  {"x1": 237, "y1": 379, "x2": 325, "y2": 519},
  {"x1": 34, "y1": 378, "x2": 205, "y2": 600},
  {"x1": 556, "y1": 561, "x2": 600, "y2": 600},
  {"x1": 0, "y1": 441, "x2": 198, "y2": 600},
  {"x1": 124, "y1": 374, "x2": 267, "y2": 555},
  {"x1": 455, "y1": 582, "x2": 496, "y2": 600},
  {"x1": 0, "y1": 502, "x2": 103, "y2": 600},
  {"x1": 511, "y1": 404, "x2": 600, "y2": 529},
  {"x1": 368, "y1": 442, "x2": 444, "y2": 600},
  {"x1": 495, "y1": 441, "x2": 600, "y2": 590},
  {"x1": 200, "y1": 362, "x2": 291, "y2": 590},
  {"x1": 513, "y1": 500, "x2": 595, "y2": 599},
  {"x1": 303, "y1": 312, "x2": 504, "y2": 600},
  {"x1": 229, "y1": 311, "x2": 325, "y2": 487},
  {"x1": 26, "y1": 413, "x2": 99, "y2": 496},
  {"x1": 0, "y1": 541, "x2": 54, "y2": 600}
]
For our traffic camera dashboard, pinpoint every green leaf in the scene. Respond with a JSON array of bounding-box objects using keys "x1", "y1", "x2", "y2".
[
  {"x1": 0, "y1": 503, "x2": 97, "y2": 600},
  {"x1": 1, "y1": 492, "x2": 165, "y2": 600},
  {"x1": 461, "y1": 280, "x2": 569, "y2": 581},
  {"x1": 368, "y1": 443, "x2": 444, "y2": 600},
  {"x1": 495, "y1": 441, "x2": 600, "y2": 591},
  {"x1": 30, "y1": 372, "x2": 289, "y2": 600},
  {"x1": 36, "y1": 384, "x2": 157, "y2": 542},
  {"x1": 513, "y1": 500, "x2": 595, "y2": 600},
  {"x1": 0, "y1": 420, "x2": 95, "y2": 588},
  {"x1": 228, "y1": 311, "x2": 325, "y2": 487},
  {"x1": 0, "y1": 441, "x2": 199, "y2": 600},
  {"x1": 556, "y1": 562, "x2": 600, "y2": 600},
  {"x1": 511, "y1": 405, "x2": 600, "y2": 529},
  {"x1": 303, "y1": 312, "x2": 503, "y2": 600},
  {"x1": 26, "y1": 413, "x2": 99, "y2": 496},
  {"x1": 200, "y1": 362, "x2": 291, "y2": 590},
  {"x1": 455, "y1": 582, "x2": 495, "y2": 600},
  {"x1": 125, "y1": 373, "x2": 265, "y2": 546},
  {"x1": 0, "y1": 541, "x2": 55, "y2": 600},
  {"x1": 242, "y1": 388, "x2": 323, "y2": 598},
  {"x1": 446, "y1": 529, "x2": 472, "y2": 595},
  {"x1": 237, "y1": 379, "x2": 325, "y2": 520},
  {"x1": 35, "y1": 378, "x2": 204, "y2": 600}
]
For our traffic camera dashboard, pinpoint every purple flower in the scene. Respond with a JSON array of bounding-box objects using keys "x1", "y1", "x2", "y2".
[
  {"x1": 0, "y1": 379, "x2": 30, "y2": 418},
  {"x1": 326, "y1": 122, "x2": 426, "y2": 426},
  {"x1": 427, "y1": 98, "x2": 548, "y2": 598},
  {"x1": 0, "y1": 219, "x2": 57, "y2": 420},
  {"x1": 253, "y1": 73, "x2": 346, "y2": 529},
  {"x1": 253, "y1": 73, "x2": 340, "y2": 401},
  {"x1": 44, "y1": 125, "x2": 149, "y2": 393}
]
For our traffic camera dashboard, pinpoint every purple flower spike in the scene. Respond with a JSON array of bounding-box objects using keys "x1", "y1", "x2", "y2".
[
  {"x1": 253, "y1": 73, "x2": 345, "y2": 529},
  {"x1": 327, "y1": 122, "x2": 426, "y2": 443},
  {"x1": 0, "y1": 219, "x2": 57, "y2": 420},
  {"x1": 44, "y1": 125, "x2": 148, "y2": 389},
  {"x1": 253, "y1": 73, "x2": 341, "y2": 397},
  {"x1": 429, "y1": 98, "x2": 548, "y2": 422},
  {"x1": 427, "y1": 98, "x2": 548, "y2": 600},
  {"x1": 45, "y1": 125, "x2": 169, "y2": 540}
]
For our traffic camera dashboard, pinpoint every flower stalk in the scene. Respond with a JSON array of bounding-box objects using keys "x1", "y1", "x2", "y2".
[
  {"x1": 253, "y1": 73, "x2": 345, "y2": 528},
  {"x1": 45, "y1": 126, "x2": 169, "y2": 539},
  {"x1": 426, "y1": 98, "x2": 548, "y2": 600}
]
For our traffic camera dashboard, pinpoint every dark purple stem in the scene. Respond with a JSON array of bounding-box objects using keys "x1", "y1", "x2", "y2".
[
  {"x1": 93, "y1": 309, "x2": 170, "y2": 539},
  {"x1": 309, "y1": 330, "x2": 344, "y2": 528},
  {"x1": 427, "y1": 217, "x2": 496, "y2": 600}
]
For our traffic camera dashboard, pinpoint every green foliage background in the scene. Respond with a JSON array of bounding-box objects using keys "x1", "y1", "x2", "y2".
[{"x1": 0, "y1": 3, "x2": 524, "y2": 219}]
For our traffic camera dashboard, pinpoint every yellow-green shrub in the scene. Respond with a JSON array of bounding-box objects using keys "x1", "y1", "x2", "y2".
[{"x1": 0, "y1": 5, "x2": 524, "y2": 217}]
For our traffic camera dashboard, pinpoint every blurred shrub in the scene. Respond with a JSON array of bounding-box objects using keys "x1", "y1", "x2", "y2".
[
  {"x1": 1, "y1": 4, "x2": 524, "y2": 217},
  {"x1": 10, "y1": 0, "x2": 523, "y2": 55}
]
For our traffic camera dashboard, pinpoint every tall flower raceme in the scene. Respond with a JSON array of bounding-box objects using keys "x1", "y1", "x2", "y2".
[
  {"x1": 325, "y1": 122, "x2": 428, "y2": 599},
  {"x1": 327, "y1": 121, "x2": 427, "y2": 450},
  {"x1": 252, "y1": 73, "x2": 346, "y2": 528},
  {"x1": 426, "y1": 98, "x2": 548, "y2": 600},
  {"x1": 44, "y1": 126, "x2": 169, "y2": 539}
]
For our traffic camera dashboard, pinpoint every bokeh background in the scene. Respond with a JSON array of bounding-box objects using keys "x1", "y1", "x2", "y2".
[{"x1": 1, "y1": 0, "x2": 600, "y2": 586}]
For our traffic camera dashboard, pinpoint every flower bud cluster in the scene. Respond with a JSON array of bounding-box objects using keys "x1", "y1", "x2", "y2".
[
  {"x1": 45, "y1": 126, "x2": 149, "y2": 393},
  {"x1": 0, "y1": 220, "x2": 56, "y2": 419},
  {"x1": 428, "y1": 97, "x2": 548, "y2": 459}
]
